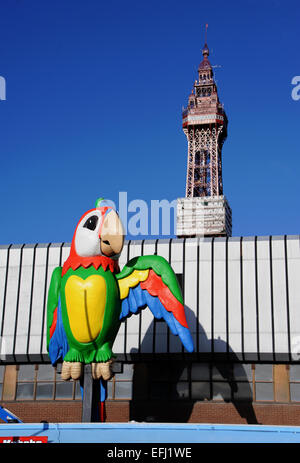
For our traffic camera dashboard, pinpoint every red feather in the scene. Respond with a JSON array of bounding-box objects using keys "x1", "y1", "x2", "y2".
[
  {"x1": 62, "y1": 254, "x2": 119, "y2": 276},
  {"x1": 140, "y1": 269, "x2": 188, "y2": 328},
  {"x1": 49, "y1": 307, "x2": 58, "y2": 338}
]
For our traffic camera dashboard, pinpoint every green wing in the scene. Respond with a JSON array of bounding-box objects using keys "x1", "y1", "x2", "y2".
[
  {"x1": 116, "y1": 255, "x2": 194, "y2": 353},
  {"x1": 116, "y1": 255, "x2": 183, "y2": 302},
  {"x1": 46, "y1": 266, "x2": 62, "y2": 351}
]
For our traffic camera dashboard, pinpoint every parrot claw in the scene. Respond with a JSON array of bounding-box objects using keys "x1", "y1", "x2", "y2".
[
  {"x1": 70, "y1": 362, "x2": 83, "y2": 380},
  {"x1": 61, "y1": 361, "x2": 83, "y2": 381},
  {"x1": 92, "y1": 359, "x2": 114, "y2": 380},
  {"x1": 61, "y1": 361, "x2": 72, "y2": 380}
]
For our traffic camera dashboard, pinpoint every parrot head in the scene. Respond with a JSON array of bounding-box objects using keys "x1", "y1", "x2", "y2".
[
  {"x1": 74, "y1": 198, "x2": 124, "y2": 259},
  {"x1": 62, "y1": 198, "x2": 125, "y2": 275}
]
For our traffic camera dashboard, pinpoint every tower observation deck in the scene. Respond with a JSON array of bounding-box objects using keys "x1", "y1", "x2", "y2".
[{"x1": 177, "y1": 37, "x2": 232, "y2": 237}]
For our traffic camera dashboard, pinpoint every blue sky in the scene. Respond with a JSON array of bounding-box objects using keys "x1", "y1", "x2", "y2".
[{"x1": 0, "y1": 0, "x2": 299, "y2": 244}]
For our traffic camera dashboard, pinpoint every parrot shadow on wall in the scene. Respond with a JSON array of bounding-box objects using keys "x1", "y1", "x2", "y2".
[{"x1": 129, "y1": 305, "x2": 259, "y2": 424}]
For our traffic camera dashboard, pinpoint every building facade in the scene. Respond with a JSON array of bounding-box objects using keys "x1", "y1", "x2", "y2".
[{"x1": 1, "y1": 236, "x2": 300, "y2": 425}]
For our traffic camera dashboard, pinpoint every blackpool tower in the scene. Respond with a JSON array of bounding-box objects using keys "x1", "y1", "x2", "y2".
[{"x1": 176, "y1": 33, "x2": 232, "y2": 237}]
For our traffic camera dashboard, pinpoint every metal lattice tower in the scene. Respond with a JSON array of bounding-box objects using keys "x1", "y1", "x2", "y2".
[
  {"x1": 183, "y1": 41, "x2": 227, "y2": 198},
  {"x1": 177, "y1": 31, "x2": 232, "y2": 238}
]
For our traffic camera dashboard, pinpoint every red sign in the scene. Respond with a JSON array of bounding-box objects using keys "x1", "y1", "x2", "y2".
[{"x1": 0, "y1": 436, "x2": 48, "y2": 443}]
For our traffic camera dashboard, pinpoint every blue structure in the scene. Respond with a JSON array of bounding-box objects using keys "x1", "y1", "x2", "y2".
[
  {"x1": 0, "y1": 423, "x2": 300, "y2": 443},
  {"x1": 0, "y1": 406, "x2": 22, "y2": 423}
]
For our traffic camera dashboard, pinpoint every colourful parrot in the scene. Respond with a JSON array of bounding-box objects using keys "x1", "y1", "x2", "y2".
[{"x1": 47, "y1": 199, "x2": 194, "y2": 382}]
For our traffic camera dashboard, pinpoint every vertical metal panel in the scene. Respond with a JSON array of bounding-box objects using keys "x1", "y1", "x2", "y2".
[
  {"x1": 142, "y1": 240, "x2": 156, "y2": 257},
  {"x1": 12, "y1": 244, "x2": 25, "y2": 360},
  {"x1": 0, "y1": 246, "x2": 10, "y2": 342},
  {"x1": 1, "y1": 245, "x2": 23, "y2": 359},
  {"x1": 198, "y1": 238, "x2": 212, "y2": 353},
  {"x1": 271, "y1": 236, "x2": 289, "y2": 359},
  {"x1": 169, "y1": 239, "x2": 184, "y2": 352},
  {"x1": 225, "y1": 237, "x2": 229, "y2": 356},
  {"x1": 286, "y1": 236, "x2": 300, "y2": 359},
  {"x1": 138, "y1": 239, "x2": 145, "y2": 354},
  {"x1": 27, "y1": 244, "x2": 49, "y2": 358},
  {"x1": 227, "y1": 238, "x2": 242, "y2": 355},
  {"x1": 155, "y1": 240, "x2": 173, "y2": 353},
  {"x1": 127, "y1": 240, "x2": 142, "y2": 259},
  {"x1": 268, "y1": 236, "x2": 276, "y2": 360},
  {"x1": 183, "y1": 238, "x2": 198, "y2": 352},
  {"x1": 152, "y1": 239, "x2": 159, "y2": 354},
  {"x1": 125, "y1": 241, "x2": 142, "y2": 356},
  {"x1": 118, "y1": 241, "x2": 129, "y2": 270},
  {"x1": 60, "y1": 243, "x2": 71, "y2": 266},
  {"x1": 25, "y1": 244, "x2": 38, "y2": 359},
  {"x1": 156, "y1": 239, "x2": 170, "y2": 261},
  {"x1": 256, "y1": 237, "x2": 273, "y2": 359},
  {"x1": 111, "y1": 318, "x2": 125, "y2": 356},
  {"x1": 39, "y1": 244, "x2": 63, "y2": 356},
  {"x1": 14, "y1": 245, "x2": 35, "y2": 359},
  {"x1": 169, "y1": 239, "x2": 184, "y2": 274},
  {"x1": 139, "y1": 241, "x2": 156, "y2": 354},
  {"x1": 213, "y1": 238, "x2": 227, "y2": 353},
  {"x1": 254, "y1": 237, "x2": 260, "y2": 359},
  {"x1": 241, "y1": 237, "x2": 257, "y2": 360},
  {"x1": 284, "y1": 235, "x2": 292, "y2": 361},
  {"x1": 39, "y1": 243, "x2": 52, "y2": 358}
]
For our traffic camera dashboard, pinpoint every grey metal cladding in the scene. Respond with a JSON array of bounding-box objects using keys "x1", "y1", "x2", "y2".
[{"x1": 0, "y1": 236, "x2": 299, "y2": 363}]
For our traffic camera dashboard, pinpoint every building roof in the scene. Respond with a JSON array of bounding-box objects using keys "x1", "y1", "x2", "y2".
[{"x1": 198, "y1": 57, "x2": 212, "y2": 70}]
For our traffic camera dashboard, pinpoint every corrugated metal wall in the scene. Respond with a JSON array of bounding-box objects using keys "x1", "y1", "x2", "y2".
[{"x1": 0, "y1": 236, "x2": 299, "y2": 363}]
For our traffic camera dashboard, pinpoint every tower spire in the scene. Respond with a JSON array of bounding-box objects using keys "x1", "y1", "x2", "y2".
[
  {"x1": 202, "y1": 23, "x2": 209, "y2": 57},
  {"x1": 199, "y1": 25, "x2": 211, "y2": 72}
]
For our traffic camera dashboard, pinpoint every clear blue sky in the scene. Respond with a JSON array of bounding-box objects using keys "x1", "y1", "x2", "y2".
[{"x1": 0, "y1": 0, "x2": 299, "y2": 244}]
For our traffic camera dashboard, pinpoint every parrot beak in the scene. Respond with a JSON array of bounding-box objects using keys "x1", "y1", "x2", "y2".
[{"x1": 100, "y1": 209, "x2": 124, "y2": 257}]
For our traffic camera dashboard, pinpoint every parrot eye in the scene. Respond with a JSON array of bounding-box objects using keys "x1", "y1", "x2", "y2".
[{"x1": 83, "y1": 215, "x2": 99, "y2": 231}]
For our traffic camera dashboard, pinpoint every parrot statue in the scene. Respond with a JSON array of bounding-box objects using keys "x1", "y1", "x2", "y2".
[{"x1": 47, "y1": 198, "x2": 194, "y2": 385}]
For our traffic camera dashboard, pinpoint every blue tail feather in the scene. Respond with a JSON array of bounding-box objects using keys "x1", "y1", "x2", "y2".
[
  {"x1": 48, "y1": 297, "x2": 69, "y2": 365},
  {"x1": 128, "y1": 287, "x2": 138, "y2": 313},
  {"x1": 132, "y1": 284, "x2": 146, "y2": 308}
]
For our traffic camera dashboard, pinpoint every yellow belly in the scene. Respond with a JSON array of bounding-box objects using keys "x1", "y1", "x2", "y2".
[{"x1": 65, "y1": 274, "x2": 106, "y2": 343}]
